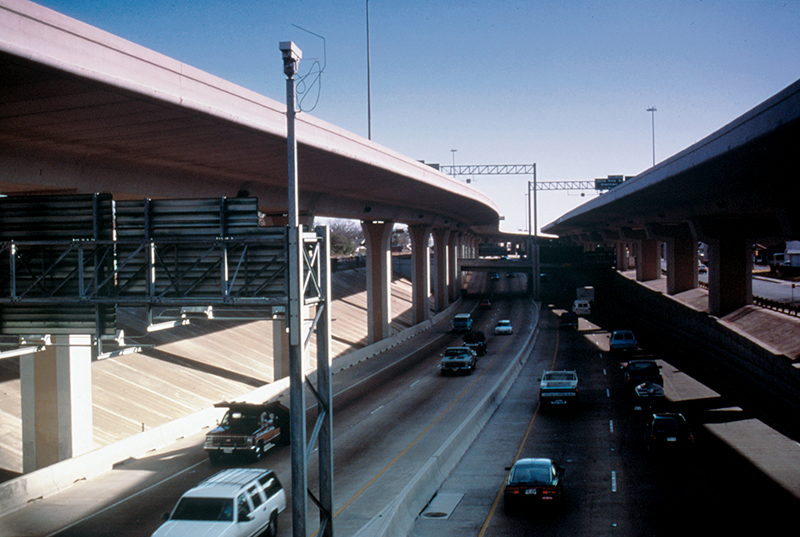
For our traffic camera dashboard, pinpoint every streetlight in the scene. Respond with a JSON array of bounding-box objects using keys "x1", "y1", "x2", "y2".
[
  {"x1": 366, "y1": 0, "x2": 372, "y2": 140},
  {"x1": 647, "y1": 106, "x2": 657, "y2": 166},
  {"x1": 527, "y1": 164, "x2": 539, "y2": 300}
]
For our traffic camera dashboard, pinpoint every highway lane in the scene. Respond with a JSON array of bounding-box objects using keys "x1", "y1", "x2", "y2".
[
  {"x1": 409, "y1": 309, "x2": 800, "y2": 536},
  {"x1": 0, "y1": 274, "x2": 535, "y2": 536}
]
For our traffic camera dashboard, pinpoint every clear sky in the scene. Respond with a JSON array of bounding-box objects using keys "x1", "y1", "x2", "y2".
[{"x1": 33, "y1": 0, "x2": 800, "y2": 234}]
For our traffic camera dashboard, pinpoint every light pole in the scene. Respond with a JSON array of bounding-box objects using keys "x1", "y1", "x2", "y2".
[
  {"x1": 280, "y1": 40, "x2": 308, "y2": 537},
  {"x1": 366, "y1": 0, "x2": 372, "y2": 140},
  {"x1": 527, "y1": 163, "x2": 539, "y2": 300},
  {"x1": 647, "y1": 106, "x2": 657, "y2": 166}
]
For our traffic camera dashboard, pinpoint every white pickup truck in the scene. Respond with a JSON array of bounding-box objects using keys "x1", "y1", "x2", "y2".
[{"x1": 538, "y1": 370, "x2": 580, "y2": 407}]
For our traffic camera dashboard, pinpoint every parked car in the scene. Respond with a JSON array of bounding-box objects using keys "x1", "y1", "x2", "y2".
[
  {"x1": 494, "y1": 319, "x2": 514, "y2": 335},
  {"x1": 463, "y1": 330, "x2": 487, "y2": 356},
  {"x1": 622, "y1": 359, "x2": 663, "y2": 391},
  {"x1": 440, "y1": 346, "x2": 477, "y2": 375},
  {"x1": 609, "y1": 329, "x2": 638, "y2": 355},
  {"x1": 538, "y1": 370, "x2": 579, "y2": 407},
  {"x1": 152, "y1": 468, "x2": 286, "y2": 537},
  {"x1": 503, "y1": 458, "x2": 564, "y2": 511},
  {"x1": 451, "y1": 313, "x2": 473, "y2": 332},
  {"x1": 645, "y1": 413, "x2": 694, "y2": 452},
  {"x1": 204, "y1": 401, "x2": 289, "y2": 463},
  {"x1": 572, "y1": 299, "x2": 591, "y2": 315}
]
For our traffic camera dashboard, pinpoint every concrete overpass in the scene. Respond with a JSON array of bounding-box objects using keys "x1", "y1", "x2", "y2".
[
  {"x1": 0, "y1": 1, "x2": 522, "y2": 342},
  {"x1": 543, "y1": 77, "x2": 800, "y2": 317},
  {"x1": 0, "y1": 0, "x2": 513, "y2": 477}
]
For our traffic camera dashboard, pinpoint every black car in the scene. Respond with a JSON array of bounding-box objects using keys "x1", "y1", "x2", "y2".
[
  {"x1": 622, "y1": 359, "x2": 662, "y2": 391},
  {"x1": 559, "y1": 311, "x2": 578, "y2": 330},
  {"x1": 645, "y1": 413, "x2": 694, "y2": 452},
  {"x1": 503, "y1": 458, "x2": 564, "y2": 511}
]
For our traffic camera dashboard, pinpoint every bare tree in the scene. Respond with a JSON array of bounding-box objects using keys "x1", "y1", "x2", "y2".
[{"x1": 328, "y1": 219, "x2": 364, "y2": 256}]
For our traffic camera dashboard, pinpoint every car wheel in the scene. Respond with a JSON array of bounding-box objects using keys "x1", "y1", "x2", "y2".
[
  {"x1": 261, "y1": 512, "x2": 278, "y2": 537},
  {"x1": 251, "y1": 442, "x2": 263, "y2": 462}
]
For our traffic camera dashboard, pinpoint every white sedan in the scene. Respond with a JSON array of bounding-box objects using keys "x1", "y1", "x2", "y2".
[{"x1": 494, "y1": 320, "x2": 513, "y2": 335}]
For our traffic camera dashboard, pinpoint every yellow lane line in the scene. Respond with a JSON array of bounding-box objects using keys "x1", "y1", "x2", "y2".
[
  {"x1": 333, "y1": 332, "x2": 517, "y2": 519},
  {"x1": 477, "y1": 319, "x2": 559, "y2": 537}
]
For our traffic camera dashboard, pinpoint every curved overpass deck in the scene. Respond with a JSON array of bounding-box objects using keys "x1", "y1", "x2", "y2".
[{"x1": 0, "y1": 0, "x2": 499, "y2": 233}]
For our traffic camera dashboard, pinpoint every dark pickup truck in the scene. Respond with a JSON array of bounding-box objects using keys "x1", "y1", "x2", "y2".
[
  {"x1": 204, "y1": 401, "x2": 290, "y2": 463},
  {"x1": 463, "y1": 330, "x2": 487, "y2": 356}
]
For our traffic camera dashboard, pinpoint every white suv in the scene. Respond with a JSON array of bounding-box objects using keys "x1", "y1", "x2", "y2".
[{"x1": 152, "y1": 468, "x2": 286, "y2": 537}]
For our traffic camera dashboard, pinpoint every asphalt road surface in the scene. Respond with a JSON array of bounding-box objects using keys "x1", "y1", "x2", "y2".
[
  {"x1": 2, "y1": 272, "x2": 798, "y2": 536},
  {"x1": 409, "y1": 308, "x2": 800, "y2": 536}
]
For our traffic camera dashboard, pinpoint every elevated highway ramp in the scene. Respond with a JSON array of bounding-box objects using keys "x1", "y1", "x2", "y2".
[{"x1": 0, "y1": 266, "x2": 418, "y2": 481}]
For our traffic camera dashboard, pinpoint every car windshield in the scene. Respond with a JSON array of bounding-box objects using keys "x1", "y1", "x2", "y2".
[
  {"x1": 511, "y1": 464, "x2": 553, "y2": 485},
  {"x1": 445, "y1": 348, "x2": 468, "y2": 356},
  {"x1": 498, "y1": 321, "x2": 511, "y2": 326},
  {"x1": 630, "y1": 362, "x2": 658, "y2": 374},
  {"x1": 171, "y1": 497, "x2": 234, "y2": 521},
  {"x1": 220, "y1": 411, "x2": 261, "y2": 433},
  {"x1": 653, "y1": 417, "x2": 685, "y2": 433}
]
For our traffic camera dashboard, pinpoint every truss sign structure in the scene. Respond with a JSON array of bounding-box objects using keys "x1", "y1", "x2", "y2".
[
  {"x1": 0, "y1": 194, "x2": 316, "y2": 335},
  {"x1": 439, "y1": 165, "x2": 627, "y2": 192}
]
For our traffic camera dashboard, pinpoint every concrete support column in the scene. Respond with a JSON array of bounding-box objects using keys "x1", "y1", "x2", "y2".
[
  {"x1": 663, "y1": 228, "x2": 698, "y2": 295},
  {"x1": 361, "y1": 220, "x2": 393, "y2": 344},
  {"x1": 706, "y1": 235, "x2": 753, "y2": 316},
  {"x1": 272, "y1": 317, "x2": 290, "y2": 381},
  {"x1": 690, "y1": 217, "x2": 754, "y2": 317},
  {"x1": 466, "y1": 235, "x2": 476, "y2": 258},
  {"x1": 21, "y1": 334, "x2": 93, "y2": 473},
  {"x1": 448, "y1": 232, "x2": 460, "y2": 301},
  {"x1": 408, "y1": 224, "x2": 431, "y2": 325},
  {"x1": 616, "y1": 242, "x2": 630, "y2": 271},
  {"x1": 433, "y1": 228, "x2": 451, "y2": 312},
  {"x1": 645, "y1": 224, "x2": 699, "y2": 295},
  {"x1": 636, "y1": 238, "x2": 661, "y2": 282}
]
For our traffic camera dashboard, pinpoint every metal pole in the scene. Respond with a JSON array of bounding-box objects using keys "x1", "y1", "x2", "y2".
[
  {"x1": 366, "y1": 0, "x2": 372, "y2": 140},
  {"x1": 527, "y1": 179, "x2": 533, "y2": 297},
  {"x1": 647, "y1": 106, "x2": 656, "y2": 166},
  {"x1": 533, "y1": 163, "x2": 540, "y2": 301},
  {"x1": 316, "y1": 225, "x2": 334, "y2": 537},
  {"x1": 280, "y1": 41, "x2": 308, "y2": 537}
]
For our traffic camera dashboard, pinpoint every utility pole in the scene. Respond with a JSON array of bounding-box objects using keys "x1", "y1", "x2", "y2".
[
  {"x1": 366, "y1": 0, "x2": 372, "y2": 140},
  {"x1": 647, "y1": 106, "x2": 657, "y2": 166}
]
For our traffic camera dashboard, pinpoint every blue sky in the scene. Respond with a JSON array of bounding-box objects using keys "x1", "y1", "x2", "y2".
[{"x1": 34, "y1": 0, "x2": 800, "y2": 233}]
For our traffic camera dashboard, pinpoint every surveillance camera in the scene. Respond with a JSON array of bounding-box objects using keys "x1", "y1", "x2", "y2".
[{"x1": 279, "y1": 41, "x2": 302, "y2": 62}]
